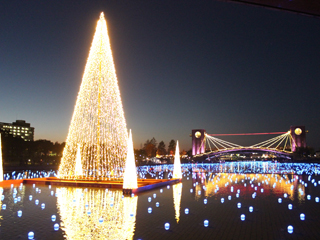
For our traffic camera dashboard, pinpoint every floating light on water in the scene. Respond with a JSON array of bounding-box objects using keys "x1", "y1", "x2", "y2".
[
  {"x1": 261, "y1": 188, "x2": 264, "y2": 193},
  {"x1": 237, "y1": 203, "x2": 241, "y2": 208},
  {"x1": 287, "y1": 225, "x2": 293, "y2": 234},
  {"x1": 204, "y1": 220, "x2": 209, "y2": 227},
  {"x1": 288, "y1": 204, "x2": 293, "y2": 210},
  {"x1": 17, "y1": 210, "x2": 22, "y2": 217},
  {"x1": 198, "y1": 190, "x2": 201, "y2": 195},
  {"x1": 54, "y1": 223, "x2": 59, "y2": 231},
  {"x1": 87, "y1": 210, "x2": 91, "y2": 215},
  {"x1": 153, "y1": 193, "x2": 156, "y2": 198},
  {"x1": 167, "y1": 185, "x2": 170, "y2": 189},
  {"x1": 236, "y1": 193, "x2": 239, "y2": 198},
  {"x1": 204, "y1": 199, "x2": 207, "y2": 204},
  {"x1": 156, "y1": 202, "x2": 159, "y2": 207},
  {"x1": 231, "y1": 186, "x2": 233, "y2": 192},
  {"x1": 51, "y1": 215, "x2": 56, "y2": 221},
  {"x1": 278, "y1": 198, "x2": 282, "y2": 203},
  {"x1": 148, "y1": 197, "x2": 151, "y2": 202},
  {"x1": 190, "y1": 189, "x2": 193, "y2": 193},
  {"x1": 148, "y1": 207, "x2": 152, "y2": 213},
  {"x1": 307, "y1": 195, "x2": 311, "y2": 200},
  {"x1": 160, "y1": 189, "x2": 163, "y2": 193},
  {"x1": 99, "y1": 218, "x2": 104, "y2": 223},
  {"x1": 315, "y1": 197, "x2": 319, "y2": 203},
  {"x1": 2, "y1": 204, "x2": 6, "y2": 210},
  {"x1": 221, "y1": 198, "x2": 224, "y2": 203},
  {"x1": 41, "y1": 203, "x2": 45, "y2": 209},
  {"x1": 1, "y1": 195, "x2": 3, "y2": 201},
  {"x1": 28, "y1": 231, "x2": 34, "y2": 239},
  {"x1": 241, "y1": 214, "x2": 245, "y2": 221},
  {"x1": 284, "y1": 193, "x2": 288, "y2": 198},
  {"x1": 249, "y1": 206, "x2": 253, "y2": 212},
  {"x1": 228, "y1": 195, "x2": 231, "y2": 200},
  {"x1": 300, "y1": 213, "x2": 305, "y2": 220},
  {"x1": 14, "y1": 198, "x2": 17, "y2": 203},
  {"x1": 185, "y1": 208, "x2": 189, "y2": 214},
  {"x1": 164, "y1": 223, "x2": 170, "y2": 230},
  {"x1": 35, "y1": 199, "x2": 39, "y2": 205}
]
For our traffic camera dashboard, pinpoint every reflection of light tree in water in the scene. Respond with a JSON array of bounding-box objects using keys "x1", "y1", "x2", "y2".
[
  {"x1": 193, "y1": 173, "x2": 300, "y2": 201},
  {"x1": 59, "y1": 12, "x2": 127, "y2": 179},
  {"x1": 173, "y1": 183, "x2": 182, "y2": 223},
  {"x1": 57, "y1": 187, "x2": 137, "y2": 240}
]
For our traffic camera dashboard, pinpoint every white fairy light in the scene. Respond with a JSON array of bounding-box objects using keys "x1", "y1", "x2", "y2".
[{"x1": 59, "y1": 13, "x2": 128, "y2": 179}]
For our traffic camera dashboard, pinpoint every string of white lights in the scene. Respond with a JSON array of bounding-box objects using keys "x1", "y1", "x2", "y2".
[
  {"x1": 204, "y1": 131, "x2": 293, "y2": 153},
  {"x1": 59, "y1": 13, "x2": 128, "y2": 179},
  {"x1": 205, "y1": 134, "x2": 242, "y2": 150}
]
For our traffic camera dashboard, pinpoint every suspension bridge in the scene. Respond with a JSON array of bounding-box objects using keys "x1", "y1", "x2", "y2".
[{"x1": 191, "y1": 126, "x2": 306, "y2": 159}]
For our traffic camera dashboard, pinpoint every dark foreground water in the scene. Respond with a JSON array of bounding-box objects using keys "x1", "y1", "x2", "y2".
[{"x1": 0, "y1": 161, "x2": 320, "y2": 240}]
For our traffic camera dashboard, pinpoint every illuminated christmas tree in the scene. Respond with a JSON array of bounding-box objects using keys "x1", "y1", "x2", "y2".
[{"x1": 59, "y1": 13, "x2": 128, "y2": 179}]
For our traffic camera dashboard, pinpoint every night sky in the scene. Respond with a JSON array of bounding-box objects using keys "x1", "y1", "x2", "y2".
[{"x1": 1, "y1": 0, "x2": 319, "y2": 151}]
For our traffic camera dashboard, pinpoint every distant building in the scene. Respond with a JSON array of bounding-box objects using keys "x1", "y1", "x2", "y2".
[{"x1": 0, "y1": 120, "x2": 34, "y2": 141}]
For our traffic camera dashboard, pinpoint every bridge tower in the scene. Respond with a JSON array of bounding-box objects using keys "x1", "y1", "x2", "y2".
[
  {"x1": 290, "y1": 125, "x2": 307, "y2": 152},
  {"x1": 192, "y1": 129, "x2": 206, "y2": 156}
]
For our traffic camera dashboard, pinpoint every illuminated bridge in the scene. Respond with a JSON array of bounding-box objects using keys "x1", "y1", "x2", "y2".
[{"x1": 192, "y1": 126, "x2": 306, "y2": 159}]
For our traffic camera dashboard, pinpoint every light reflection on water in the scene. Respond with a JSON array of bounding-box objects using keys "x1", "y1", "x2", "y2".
[
  {"x1": 0, "y1": 161, "x2": 319, "y2": 239},
  {"x1": 56, "y1": 188, "x2": 137, "y2": 240}
]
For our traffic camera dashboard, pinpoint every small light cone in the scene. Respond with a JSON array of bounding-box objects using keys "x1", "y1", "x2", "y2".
[
  {"x1": 173, "y1": 140, "x2": 182, "y2": 179},
  {"x1": 123, "y1": 130, "x2": 137, "y2": 189}
]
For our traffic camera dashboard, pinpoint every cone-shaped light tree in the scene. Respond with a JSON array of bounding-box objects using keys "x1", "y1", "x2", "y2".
[
  {"x1": 59, "y1": 13, "x2": 128, "y2": 178},
  {"x1": 173, "y1": 140, "x2": 182, "y2": 179},
  {"x1": 123, "y1": 129, "x2": 138, "y2": 189}
]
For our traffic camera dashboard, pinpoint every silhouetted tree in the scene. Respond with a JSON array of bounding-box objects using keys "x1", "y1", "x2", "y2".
[
  {"x1": 144, "y1": 138, "x2": 157, "y2": 157},
  {"x1": 157, "y1": 141, "x2": 166, "y2": 156},
  {"x1": 168, "y1": 139, "x2": 176, "y2": 155}
]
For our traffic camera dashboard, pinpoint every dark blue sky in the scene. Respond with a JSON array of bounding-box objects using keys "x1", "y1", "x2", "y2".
[{"x1": 1, "y1": 0, "x2": 319, "y2": 151}]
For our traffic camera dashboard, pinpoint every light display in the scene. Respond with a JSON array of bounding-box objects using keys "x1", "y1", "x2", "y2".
[
  {"x1": 173, "y1": 182, "x2": 182, "y2": 223},
  {"x1": 57, "y1": 188, "x2": 137, "y2": 240},
  {"x1": 196, "y1": 131, "x2": 294, "y2": 157},
  {"x1": 172, "y1": 140, "x2": 182, "y2": 179},
  {"x1": 0, "y1": 133, "x2": 3, "y2": 181},
  {"x1": 59, "y1": 13, "x2": 128, "y2": 178},
  {"x1": 74, "y1": 145, "x2": 83, "y2": 176},
  {"x1": 123, "y1": 129, "x2": 138, "y2": 189}
]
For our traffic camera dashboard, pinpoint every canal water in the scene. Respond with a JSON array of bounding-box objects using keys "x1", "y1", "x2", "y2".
[{"x1": 0, "y1": 161, "x2": 319, "y2": 239}]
